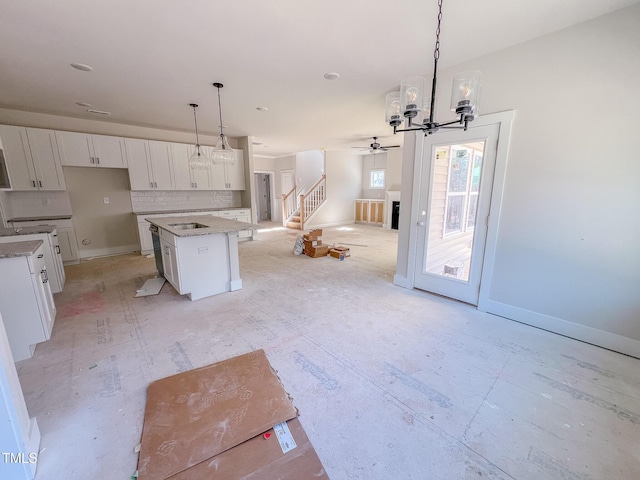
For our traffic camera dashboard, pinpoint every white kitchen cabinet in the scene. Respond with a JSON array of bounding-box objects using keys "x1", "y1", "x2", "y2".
[
  {"x1": 207, "y1": 148, "x2": 245, "y2": 190},
  {"x1": 0, "y1": 229, "x2": 66, "y2": 293},
  {"x1": 0, "y1": 125, "x2": 66, "y2": 191},
  {"x1": 171, "y1": 143, "x2": 210, "y2": 190},
  {"x1": 218, "y1": 209, "x2": 253, "y2": 238},
  {"x1": 10, "y1": 219, "x2": 79, "y2": 264},
  {"x1": 0, "y1": 242, "x2": 56, "y2": 362},
  {"x1": 159, "y1": 231, "x2": 180, "y2": 291},
  {"x1": 56, "y1": 131, "x2": 127, "y2": 168},
  {"x1": 125, "y1": 138, "x2": 174, "y2": 190}
]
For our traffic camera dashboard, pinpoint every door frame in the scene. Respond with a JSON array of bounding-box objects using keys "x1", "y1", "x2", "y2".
[
  {"x1": 254, "y1": 170, "x2": 276, "y2": 223},
  {"x1": 395, "y1": 110, "x2": 514, "y2": 310}
]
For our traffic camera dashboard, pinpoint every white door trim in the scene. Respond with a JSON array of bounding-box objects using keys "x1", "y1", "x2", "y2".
[
  {"x1": 394, "y1": 110, "x2": 515, "y2": 308},
  {"x1": 254, "y1": 170, "x2": 276, "y2": 222}
]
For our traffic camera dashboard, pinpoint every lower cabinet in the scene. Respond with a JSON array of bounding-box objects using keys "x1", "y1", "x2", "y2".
[
  {"x1": 10, "y1": 219, "x2": 79, "y2": 264},
  {"x1": 355, "y1": 199, "x2": 384, "y2": 226},
  {"x1": 0, "y1": 244, "x2": 56, "y2": 362},
  {"x1": 136, "y1": 209, "x2": 253, "y2": 254}
]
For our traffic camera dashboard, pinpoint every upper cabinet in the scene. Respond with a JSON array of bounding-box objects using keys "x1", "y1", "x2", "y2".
[
  {"x1": 125, "y1": 138, "x2": 174, "y2": 190},
  {"x1": 171, "y1": 143, "x2": 210, "y2": 190},
  {"x1": 207, "y1": 148, "x2": 245, "y2": 190},
  {"x1": 0, "y1": 125, "x2": 66, "y2": 191},
  {"x1": 56, "y1": 131, "x2": 127, "y2": 168}
]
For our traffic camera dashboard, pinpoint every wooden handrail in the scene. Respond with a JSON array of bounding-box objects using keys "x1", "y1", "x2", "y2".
[
  {"x1": 281, "y1": 184, "x2": 297, "y2": 227},
  {"x1": 300, "y1": 174, "x2": 326, "y2": 203}
]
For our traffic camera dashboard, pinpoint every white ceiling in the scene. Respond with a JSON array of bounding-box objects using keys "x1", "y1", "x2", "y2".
[{"x1": 1, "y1": 0, "x2": 637, "y2": 157}]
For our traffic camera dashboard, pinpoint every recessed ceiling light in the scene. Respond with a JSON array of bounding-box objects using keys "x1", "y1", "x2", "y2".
[
  {"x1": 256, "y1": 106, "x2": 268, "y2": 112},
  {"x1": 323, "y1": 72, "x2": 340, "y2": 80},
  {"x1": 75, "y1": 102, "x2": 92, "y2": 107},
  {"x1": 87, "y1": 109, "x2": 110, "y2": 116},
  {"x1": 70, "y1": 63, "x2": 94, "y2": 72}
]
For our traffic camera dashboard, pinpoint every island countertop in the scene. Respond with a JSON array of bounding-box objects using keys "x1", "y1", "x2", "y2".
[
  {"x1": 0, "y1": 240, "x2": 44, "y2": 259},
  {"x1": 146, "y1": 215, "x2": 260, "y2": 237}
]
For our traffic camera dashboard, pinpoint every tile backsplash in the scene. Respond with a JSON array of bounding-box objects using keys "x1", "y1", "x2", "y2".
[{"x1": 130, "y1": 190, "x2": 240, "y2": 213}]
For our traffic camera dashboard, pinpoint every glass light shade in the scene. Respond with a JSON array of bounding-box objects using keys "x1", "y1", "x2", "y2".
[
  {"x1": 419, "y1": 98, "x2": 437, "y2": 124},
  {"x1": 385, "y1": 92, "x2": 402, "y2": 126},
  {"x1": 211, "y1": 135, "x2": 235, "y2": 165},
  {"x1": 450, "y1": 71, "x2": 482, "y2": 114},
  {"x1": 188, "y1": 145, "x2": 210, "y2": 170},
  {"x1": 400, "y1": 76, "x2": 425, "y2": 118}
]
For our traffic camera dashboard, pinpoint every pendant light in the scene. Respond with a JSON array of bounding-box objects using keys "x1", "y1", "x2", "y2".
[
  {"x1": 386, "y1": 0, "x2": 481, "y2": 136},
  {"x1": 210, "y1": 82, "x2": 235, "y2": 165},
  {"x1": 188, "y1": 103, "x2": 209, "y2": 170}
]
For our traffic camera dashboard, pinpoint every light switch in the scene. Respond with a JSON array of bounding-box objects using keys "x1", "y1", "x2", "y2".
[{"x1": 103, "y1": 197, "x2": 110, "y2": 204}]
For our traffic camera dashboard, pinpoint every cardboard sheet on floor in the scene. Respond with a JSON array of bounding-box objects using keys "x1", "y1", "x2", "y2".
[
  {"x1": 136, "y1": 349, "x2": 327, "y2": 479},
  {"x1": 134, "y1": 277, "x2": 166, "y2": 297}
]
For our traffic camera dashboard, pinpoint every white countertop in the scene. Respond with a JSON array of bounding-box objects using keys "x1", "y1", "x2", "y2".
[{"x1": 146, "y1": 215, "x2": 259, "y2": 237}]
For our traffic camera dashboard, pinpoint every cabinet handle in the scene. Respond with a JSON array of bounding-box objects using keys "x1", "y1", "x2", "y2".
[
  {"x1": 32, "y1": 180, "x2": 36, "y2": 188},
  {"x1": 194, "y1": 182, "x2": 197, "y2": 188},
  {"x1": 39, "y1": 181, "x2": 42, "y2": 187},
  {"x1": 55, "y1": 245, "x2": 61, "y2": 254},
  {"x1": 154, "y1": 182, "x2": 157, "y2": 188},
  {"x1": 37, "y1": 254, "x2": 44, "y2": 258},
  {"x1": 41, "y1": 269, "x2": 49, "y2": 284},
  {"x1": 90, "y1": 156, "x2": 94, "y2": 164},
  {"x1": 96, "y1": 157, "x2": 100, "y2": 164},
  {"x1": 150, "y1": 182, "x2": 153, "y2": 188}
]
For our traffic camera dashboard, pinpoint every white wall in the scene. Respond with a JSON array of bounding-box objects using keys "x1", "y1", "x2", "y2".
[
  {"x1": 396, "y1": 5, "x2": 640, "y2": 353},
  {"x1": 295, "y1": 150, "x2": 324, "y2": 192},
  {"x1": 306, "y1": 150, "x2": 362, "y2": 228},
  {"x1": 361, "y1": 153, "x2": 387, "y2": 200}
]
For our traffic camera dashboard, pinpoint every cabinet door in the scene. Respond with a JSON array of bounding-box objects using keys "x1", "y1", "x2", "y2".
[
  {"x1": 171, "y1": 143, "x2": 210, "y2": 190},
  {"x1": 225, "y1": 150, "x2": 245, "y2": 190},
  {"x1": 161, "y1": 239, "x2": 180, "y2": 291},
  {"x1": 50, "y1": 231, "x2": 66, "y2": 290},
  {"x1": 137, "y1": 222, "x2": 154, "y2": 253},
  {"x1": 25, "y1": 128, "x2": 66, "y2": 190},
  {"x1": 0, "y1": 125, "x2": 38, "y2": 190},
  {"x1": 355, "y1": 200, "x2": 363, "y2": 222},
  {"x1": 148, "y1": 141, "x2": 174, "y2": 190},
  {"x1": 92, "y1": 134, "x2": 126, "y2": 168},
  {"x1": 206, "y1": 146, "x2": 227, "y2": 190},
  {"x1": 57, "y1": 227, "x2": 79, "y2": 263},
  {"x1": 124, "y1": 138, "x2": 153, "y2": 190},
  {"x1": 56, "y1": 131, "x2": 94, "y2": 166}
]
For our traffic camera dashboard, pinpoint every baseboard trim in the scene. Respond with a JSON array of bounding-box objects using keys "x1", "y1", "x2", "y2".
[
  {"x1": 79, "y1": 244, "x2": 140, "y2": 259},
  {"x1": 484, "y1": 299, "x2": 640, "y2": 359}
]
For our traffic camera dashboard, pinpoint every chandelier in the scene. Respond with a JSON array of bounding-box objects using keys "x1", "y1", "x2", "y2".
[
  {"x1": 188, "y1": 103, "x2": 209, "y2": 170},
  {"x1": 385, "y1": 0, "x2": 481, "y2": 135}
]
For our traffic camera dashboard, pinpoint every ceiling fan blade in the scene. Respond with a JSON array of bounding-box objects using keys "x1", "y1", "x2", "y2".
[{"x1": 380, "y1": 145, "x2": 401, "y2": 149}]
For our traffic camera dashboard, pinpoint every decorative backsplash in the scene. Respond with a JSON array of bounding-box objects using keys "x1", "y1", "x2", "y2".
[{"x1": 130, "y1": 190, "x2": 240, "y2": 213}]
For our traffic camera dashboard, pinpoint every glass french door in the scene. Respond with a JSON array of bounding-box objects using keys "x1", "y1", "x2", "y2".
[{"x1": 414, "y1": 124, "x2": 499, "y2": 305}]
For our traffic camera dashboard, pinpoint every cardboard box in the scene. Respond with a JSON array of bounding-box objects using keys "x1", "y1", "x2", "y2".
[
  {"x1": 329, "y1": 246, "x2": 350, "y2": 260},
  {"x1": 136, "y1": 350, "x2": 328, "y2": 479},
  {"x1": 303, "y1": 229, "x2": 323, "y2": 241},
  {"x1": 305, "y1": 244, "x2": 329, "y2": 258},
  {"x1": 303, "y1": 239, "x2": 322, "y2": 247}
]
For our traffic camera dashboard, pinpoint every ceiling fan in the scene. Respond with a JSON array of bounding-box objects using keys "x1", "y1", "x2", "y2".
[{"x1": 351, "y1": 136, "x2": 400, "y2": 154}]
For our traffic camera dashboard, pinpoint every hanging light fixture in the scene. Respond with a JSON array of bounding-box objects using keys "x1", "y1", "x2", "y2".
[
  {"x1": 386, "y1": 0, "x2": 481, "y2": 135},
  {"x1": 188, "y1": 103, "x2": 209, "y2": 170},
  {"x1": 210, "y1": 82, "x2": 235, "y2": 165}
]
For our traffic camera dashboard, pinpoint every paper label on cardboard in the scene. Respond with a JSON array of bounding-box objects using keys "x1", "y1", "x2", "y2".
[{"x1": 274, "y1": 421, "x2": 297, "y2": 454}]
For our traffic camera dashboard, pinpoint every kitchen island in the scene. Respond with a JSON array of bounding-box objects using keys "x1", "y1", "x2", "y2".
[{"x1": 147, "y1": 215, "x2": 259, "y2": 301}]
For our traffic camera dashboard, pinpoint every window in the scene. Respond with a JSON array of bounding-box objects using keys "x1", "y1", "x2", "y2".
[
  {"x1": 370, "y1": 169, "x2": 385, "y2": 189},
  {"x1": 443, "y1": 145, "x2": 483, "y2": 237}
]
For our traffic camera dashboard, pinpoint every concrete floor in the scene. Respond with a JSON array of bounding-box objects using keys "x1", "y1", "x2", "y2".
[{"x1": 15, "y1": 223, "x2": 640, "y2": 479}]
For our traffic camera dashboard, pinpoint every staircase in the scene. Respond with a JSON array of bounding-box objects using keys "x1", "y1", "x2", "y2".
[{"x1": 282, "y1": 174, "x2": 326, "y2": 230}]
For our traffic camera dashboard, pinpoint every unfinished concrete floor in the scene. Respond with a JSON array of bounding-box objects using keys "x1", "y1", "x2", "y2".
[{"x1": 15, "y1": 223, "x2": 640, "y2": 479}]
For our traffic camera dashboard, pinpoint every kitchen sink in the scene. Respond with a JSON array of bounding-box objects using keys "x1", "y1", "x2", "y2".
[{"x1": 168, "y1": 223, "x2": 209, "y2": 230}]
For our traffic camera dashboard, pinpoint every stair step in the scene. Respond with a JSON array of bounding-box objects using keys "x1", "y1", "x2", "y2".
[
  {"x1": 287, "y1": 222, "x2": 302, "y2": 229},
  {"x1": 291, "y1": 215, "x2": 301, "y2": 221}
]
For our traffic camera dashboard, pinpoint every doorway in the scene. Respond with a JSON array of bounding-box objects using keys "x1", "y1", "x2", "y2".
[
  {"x1": 414, "y1": 123, "x2": 499, "y2": 305},
  {"x1": 254, "y1": 172, "x2": 273, "y2": 222}
]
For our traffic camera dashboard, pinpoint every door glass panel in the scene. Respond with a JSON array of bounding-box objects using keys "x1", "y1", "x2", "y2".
[{"x1": 425, "y1": 140, "x2": 485, "y2": 282}]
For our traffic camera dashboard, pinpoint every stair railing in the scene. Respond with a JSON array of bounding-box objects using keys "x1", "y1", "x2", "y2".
[
  {"x1": 299, "y1": 174, "x2": 326, "y2": 230},
  {"x1": 281, "y1": 184, "x2": 297, "y2": 227}
]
